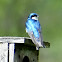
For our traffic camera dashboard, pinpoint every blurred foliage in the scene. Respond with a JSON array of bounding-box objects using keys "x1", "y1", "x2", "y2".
[{"x1": 0, "y1": 0, "x2": 62, "y2": 62}]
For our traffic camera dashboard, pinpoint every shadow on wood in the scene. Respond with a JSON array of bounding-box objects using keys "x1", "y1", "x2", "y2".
[{"x1": 14, "y1": 38, "x2": 50, "y2": 62}]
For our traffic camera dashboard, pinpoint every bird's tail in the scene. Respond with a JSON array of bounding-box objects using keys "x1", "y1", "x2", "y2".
[
  {"x1": 27, "y1": 31, "x2": 45, "y2": 50},
  {"x1": 36, "y1": 43, "x2": 45, "y2": 50}
]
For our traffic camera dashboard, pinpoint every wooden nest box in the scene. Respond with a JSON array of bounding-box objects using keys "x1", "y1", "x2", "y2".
[{"x1": 0, "y1": 37, "x2": 50, "y2": 62}]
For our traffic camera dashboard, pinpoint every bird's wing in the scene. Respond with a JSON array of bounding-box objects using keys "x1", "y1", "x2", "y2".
[
  {"x1": 26, "y1": 19, "x2": 44, "y2": 48},
  {"x1": 36, "y1": 20, "x2": 41, "y2": 33}
]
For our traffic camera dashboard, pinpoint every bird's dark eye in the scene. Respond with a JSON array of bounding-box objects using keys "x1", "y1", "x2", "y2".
[{"x1": 31, "y1": 15, "x2": 37, "y2": 18}]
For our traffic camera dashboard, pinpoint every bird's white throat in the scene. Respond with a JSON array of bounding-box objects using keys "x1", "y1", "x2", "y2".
[{"x1": 32, "y1": 17, "x2": 38, "y2": 20}]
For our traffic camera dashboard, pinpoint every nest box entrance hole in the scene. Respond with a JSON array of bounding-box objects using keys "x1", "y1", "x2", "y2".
[{"x1": 22, "y1": 56, "x2": 29, "y2": 62}]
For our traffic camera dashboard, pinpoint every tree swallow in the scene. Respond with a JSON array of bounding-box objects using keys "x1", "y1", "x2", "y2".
[{"x1": 25, "y1": 13, "x2": 45, "y2": 50}]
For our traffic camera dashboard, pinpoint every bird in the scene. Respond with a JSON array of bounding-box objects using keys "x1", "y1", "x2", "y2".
[{"x1": 25, "y1": 13, "x2": 45, "y2": 50}]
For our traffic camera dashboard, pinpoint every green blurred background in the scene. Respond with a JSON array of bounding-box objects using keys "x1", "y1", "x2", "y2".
[{"x1": 0, "y1": 0, "x2": 62, "y2": 62}]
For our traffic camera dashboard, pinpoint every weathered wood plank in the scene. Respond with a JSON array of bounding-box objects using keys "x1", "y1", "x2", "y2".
[
  {"x1": 0, "y1": 43, "x2": 8, "y2": 62},
  {"x1": 0, "y1": 37, "x2": 26, "y2": 43},
  {"x1": 9, "y1": 43, "x2": 15, "y2": 62},
  {"x1": 0, "y1": 37, "x2": 50, "y2": 47}
]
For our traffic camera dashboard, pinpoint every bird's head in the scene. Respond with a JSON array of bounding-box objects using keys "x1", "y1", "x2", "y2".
[{"x1": 28, "y1": 13, "x2": 39, "y2": 20}]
